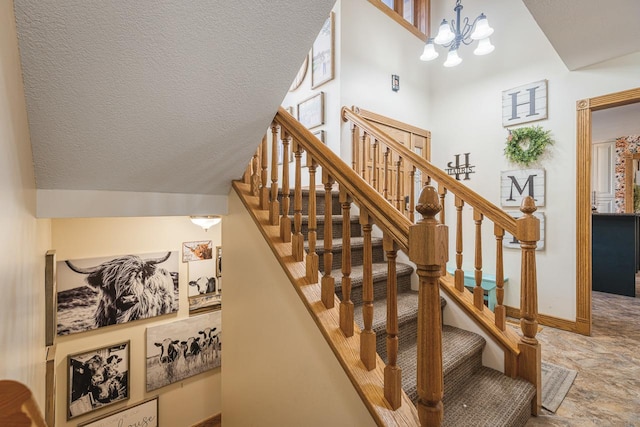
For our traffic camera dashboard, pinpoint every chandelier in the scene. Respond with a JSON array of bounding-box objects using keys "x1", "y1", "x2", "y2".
[{"x1": 420, "y1": 0, "x2": 494, "y2": 67}]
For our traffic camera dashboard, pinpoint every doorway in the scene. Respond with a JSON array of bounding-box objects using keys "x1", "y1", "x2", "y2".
[{"x1": 576, "y1": 87, "x2": 640, "y2": 336}]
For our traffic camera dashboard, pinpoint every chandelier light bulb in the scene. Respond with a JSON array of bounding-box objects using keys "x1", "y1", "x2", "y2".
[
  {"x1": 470, "y1": 13, "x2": 494, "y2": 40},
  {"x1": 420, "y1": 39, "x2": 439, "y2": 61},
  {"x1": 473, "y1": 37, "x2": 495, "y2": 56},
  {"x1": 434, "y1": 20, "x2": 455, "y2": 45},
  {"x1": 443, "y1": 49, "x2": 462, "y2": 67}
]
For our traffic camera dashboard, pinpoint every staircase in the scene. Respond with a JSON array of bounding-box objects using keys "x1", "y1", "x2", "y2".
[{"x1": 300, "y1": 188, "x2": 535, "y2": 426}]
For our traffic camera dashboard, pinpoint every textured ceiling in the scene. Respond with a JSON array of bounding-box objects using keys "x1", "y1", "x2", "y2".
[
  {"x1": 14, "y1": 0, "x2": 334, "y2": 196},
  {"x1": 523, "y1": 0, "x2": 640, "y2": 70}
]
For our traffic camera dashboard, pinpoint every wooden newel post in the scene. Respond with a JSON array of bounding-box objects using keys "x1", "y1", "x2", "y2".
[
  {"x1": 516, "y1": 195, "x2": 541, "y2": 415},
  {"x1": 409, "y1": 185, "x2": 448, "y2": 427}
]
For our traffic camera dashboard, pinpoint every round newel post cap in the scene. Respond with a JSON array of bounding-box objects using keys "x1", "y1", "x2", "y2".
[
  {"x1": 520, "y1": 196, "x2": 537, "y2": 214},
  {"x1": 416, "y1": 185, "x2": 441, "y2": 220}
]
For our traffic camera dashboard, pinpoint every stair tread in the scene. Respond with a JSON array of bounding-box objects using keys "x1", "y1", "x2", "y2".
[
  {"x1": 443, "y1": 366, "x2": 535, "y2": 427},
  {"x1": 307, "y1": 236, "x2": 384, "y2": 252},
  {"x1": 353, "y1": 290, "x2": 419, "y2": 331},
  {"x1": 395, "y1": 325, "x2": 486, "y2": 402},
  {"x1": 334, "y1": 262, "x2": 414, "y2": 288}
]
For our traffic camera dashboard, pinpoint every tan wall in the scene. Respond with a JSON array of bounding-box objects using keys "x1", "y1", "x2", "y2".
[
  {"x1": 0, "y1": 0, "x2": 51, "y2": 410},
  {"x1": 221, "y1": 190, "x2": 377, "y2": 427},
  {"x1": 51, "y1": 216, "x2": 222, "y2": 427}
]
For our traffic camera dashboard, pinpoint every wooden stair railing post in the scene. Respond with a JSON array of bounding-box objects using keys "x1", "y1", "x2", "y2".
[
  {"x1": 351, "y1": 124, "x2": 357, "y2": 172},
  {"x1": 306, "y1": 158, "x2": 319, "y2": 283},
  {"x1": 250, "y1": 147, "x2": 260, "y2": 196},
  {"x1": 260, "y1": 134, "x2": 270, "y2": 210},
  {"x1": 454, "y1": 196, "x2": 465, "y2": 292},
  {"x1": 473, "y1": 209, "x2": 484, "y2": 310},
  {"x1": 383, "y1": 232, "x2": 402, "y2": 410},
  {"x1": 372, "y1": 139, "x2": 379, "y2": 192},
  {"x1": 339, "y1": 186, "x2": 354, "y2": 337},
  {"x1": 410, "y1": 185, "x2": 448, "y2": 427},
  {"x1": 494, "y1": 225, "x2": 506, "y2": 330},
  {"x1": 517, "y1": 196, "x2": 541, "y2": 415},
  {"x1": 280, "y1": 131, "x2": 292, "y2": 242},
  {"x1": 292, "y1": 140, "x2": 304, "y2": 261},
  {"x1": 395, "y1": 157, "x2": 403, "y2": 212},
  {"x1": 438, "y1": 185, "x2": 448, "y2": 277},
  {"x1": 269, "y1": 124, "x2": 280, "y2": 225},
  {"x1": 409, "y1": 166, "x2": 416, "y2": 223},
  {"x1": 321, "y1": 171, "x2": 336, "y2": 309},
  {"x1": 361, "y1": 131, "x2": 368, "y2": 180},
  {"x1": 383, "y1": 147, "x2": 390, "y2": 202},
  {"x1": 360, "y1": 209, "x2": 376, "y2": 371}
]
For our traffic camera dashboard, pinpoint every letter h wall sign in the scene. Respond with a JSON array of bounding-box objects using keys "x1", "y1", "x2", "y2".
[{"x1": 502, "y1": 80, "x2": 547, "y2": 127}]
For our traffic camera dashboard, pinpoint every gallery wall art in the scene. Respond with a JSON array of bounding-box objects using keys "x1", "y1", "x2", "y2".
[
  {"x1": 67, "y1": 341, "x2": 130, "y2": 420},
  {"x1": 146, "y1": 310, "x2": 222, "y2": 391},
  {"x1": 78, "y1": 396, "x2": 157, "y2": 427},
  {"x1": 182, "y1": 240, "x2": 213, "y2": 262},
  {"x1": 188, "y1": 259, "x2": 221, "y2": 313},
  {"x1": 57, "y1": 251, "x2": 179, "y2": 336}
]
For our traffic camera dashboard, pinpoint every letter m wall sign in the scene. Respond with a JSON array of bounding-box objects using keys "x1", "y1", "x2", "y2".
[
  {"x1": 502, "y1": 80, "x2": 547, "y2": 127},
  {"x1": 500, "y1": 169, "x2": 545, "y2": 207}
]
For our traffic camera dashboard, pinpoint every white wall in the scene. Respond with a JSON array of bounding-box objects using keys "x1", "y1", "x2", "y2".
[
  {"x1": 426, "y1": 0, "x2": 640, "y2": 320},
  {"x1": 0, "y1": 0, "x2": 50, "y2": 410},
  {"x1": 51, "y1": 217, "x2": 222, "y2": 427},
  {"x1": 222, "y1": 190, "x2": 377, "y2": 427}
]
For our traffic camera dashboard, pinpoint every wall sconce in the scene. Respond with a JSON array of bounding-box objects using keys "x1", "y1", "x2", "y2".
[{"x1": 190, "y1": 216, "x2": 222, "y2": 231}]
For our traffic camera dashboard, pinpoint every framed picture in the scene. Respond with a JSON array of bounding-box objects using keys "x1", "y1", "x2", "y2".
[
  {"x1": 311, "y1": 12, "x2": 334, "y2": 89},
  {"x1": 188, "y1": 260, "x2": 221, "y2": 313},
  {"x1": 68, "y1": 341, "x2": 130, "y2": 420},
  {"x1": 215, "y1": 246, "x2": 222, "y2": 278},
  {"x1": 297, "y1": 92, "x2": 324, "y2": 130},
  {"x1": 289, "y1": 54, "x2": 309, "y2": 92},
  {"x1": 56, "y1": 251, "x2": 179, "y2": 336},
  {"x1": 182, "y1": 240, "x2": 213, "y2": 262},
  {"x1": 78, "y1": 396, "x2": 158, "y2": 427},
  {"x1": 146, "y1": 311, "x2": 222, "y2": 391}
]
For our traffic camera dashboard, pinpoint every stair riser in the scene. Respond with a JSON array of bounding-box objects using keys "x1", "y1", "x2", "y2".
[
  {"x1": 300, "y1": 217, "x2": 362, "y2": 241},
  {"x1": 278, "y1": 190, "x2": 341, "y2": 216},
  {"x1": 317, "y1": 244, "x2": 385, "y2": 271},
  {"x1": 443, "y1": 352, "x2": 483, "y2": 397},
  {"x1": 336, "y1": 270, "x2": 412, "y2": 307}
]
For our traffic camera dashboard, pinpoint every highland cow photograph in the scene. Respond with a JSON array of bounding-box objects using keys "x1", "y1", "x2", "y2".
[
  {"x1": 57, "y1": 251, "x2": 179, "y2": 336},
  {"x1": 182, "y1": 240, "x2": 213, "y2": 262},
  {"x1": 146, "y1": 310, "x2": 222, "y2": 391}
]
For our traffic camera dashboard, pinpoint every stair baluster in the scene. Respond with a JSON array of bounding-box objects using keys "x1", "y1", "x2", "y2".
[
  {"x1": 410, "y1": 186, "x2": 447, "y2": 427},
  {"x1": 494, "y1": 225, "x2": 506, "y2": 330},
  {"x1": 260, "y1": 134, "x2": 269, "y2": 209},
  {"x1": 454, "y1": 196, "x2": 465, "y2": 292},
  {"x1": 306, "y1": 159, "x2": 319, "y2": 283},
  {"x1": 292, "y1": 141, "x2": 304, "y2": 261},
  {"x1": 351, "y1": 124, "x2": 357, "y2": 172},
  {"x1": 280, "y1": 131, "x2": 292, "y2": 242},
  {"x1": 395, "y1": 157, "x2": 403, "y2": 212},
  {"x1": 383, "y1": 147, "x2": 390, "y2": 202},
  {"x1": 409, "y1": 166, "x2": 416, "y2": 223},
  {"x1": 359, "y1": 209, "x2": 376, "y2": 370},
  {"x1": 439, "y1": 185, "x2": 448, "y2": 277},
  {"x1": 251, "y1": 147, "x2": 260, "y2": 196},
  {"x1": 473, "y1": 209, "x2": 484, "y2": 310},
  {"x1": 517, "y1": 196, "x2": 542, "y2": 415},
  {"x1": 372, "y1": 138, "x2": 379, "y2": 192},
  {"x1": 383, "y1": 232, "x2": 402, "y2": 410},
  {"x1": 269, "y1": 124, "x2": 280, "y2": 225},
  {"x1": 361, "y1": 131, "x2": 367, "y2": 180},
  {"x1": 339, "y1": 186, "x2": 354, "y2": 337},
  {"x1": 321, "y1": 171, "x2": 336, "y2": 309}
]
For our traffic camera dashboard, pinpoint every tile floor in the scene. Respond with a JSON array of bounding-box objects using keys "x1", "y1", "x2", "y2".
[{"x1": 525, "y1": 290, "x2": 640, "y2": 426}]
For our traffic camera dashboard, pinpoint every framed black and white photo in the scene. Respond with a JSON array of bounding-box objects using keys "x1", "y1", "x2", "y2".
[
  {"x1": 78, "y1": 396, "x2": 158, "y2": 427},
  {"x1": 68, "y1": 341, "x2": 130, "y2": 420},
  {"x1": 311, "y1": 13, "x2": 334, "y2": 89},
  {"x1": 56, "y1": 251, "x2": 179, "y2": 336},
  {"x1": 297, "y1": 92, "x2": 324, "y2": 130},
  {"x1": 188, "y1": 259, "x2": 221, "y2": 313},
  {"x1": 146, "y1": 311, "x2": 222, "y2": 391},
  {"x1": 182, "y1": 240, "x2": 213, "y2": 262}
]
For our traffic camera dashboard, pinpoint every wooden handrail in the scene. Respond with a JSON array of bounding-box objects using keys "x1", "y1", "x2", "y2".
[
  {"x1": 342, "y1": 107, "x2": 519, "y2": 236},
  {"x1": 0, "y1": 380, "x2": 46, "y2": 427},
  {"x1": 276, "y1": 107, "x2": 412, "y2": 252}
]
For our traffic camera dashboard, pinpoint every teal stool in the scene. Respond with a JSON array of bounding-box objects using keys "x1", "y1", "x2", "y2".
[{"x1": 446, "y1": 269, "x2": 506, "y2": 311}]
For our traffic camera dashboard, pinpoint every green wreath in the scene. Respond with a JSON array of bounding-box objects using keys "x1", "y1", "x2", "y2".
[{"x1": 504, "y1": 125, "x2": 553, "y2": 166}]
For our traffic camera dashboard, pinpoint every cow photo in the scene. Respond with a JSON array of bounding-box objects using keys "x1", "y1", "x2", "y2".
[
  {"x1": 146, "y1": 311, "x2": 221, "y2": 391},
  {"x1": 57, "y1": 251, "x2": 179, "y2": 336},
  {"x1": 188, "y1": 259, "x2": 221, "y2": 313},
  {"x1": 182, "y1": 240, "x2": 213, "y2": 262},
  {"x1": 67, "y1": 341, "x2": 130, "y2": 420}
]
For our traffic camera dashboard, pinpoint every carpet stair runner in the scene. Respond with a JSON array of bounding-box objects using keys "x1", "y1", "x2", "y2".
[{"x1": 293, "y1": 188, "x2": 535, "y2": 426}]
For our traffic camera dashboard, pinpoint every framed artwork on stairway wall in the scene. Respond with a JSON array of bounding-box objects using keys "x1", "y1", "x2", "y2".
[
  {"x1": 311, "y1": 12, "x2": 334, "y2": 89},
  {"x1": 182, "y1": 240, "x2": 213, "y2": 262},
  {"x1": 297, "y1": 92, "x2": 324, "y2": 130},
  {"x1": 67, "y1": 341, "x2": 130, "y2": 420},
  {"x1": 78, "y1": 396, "x2": 158, "y2": 427}
]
